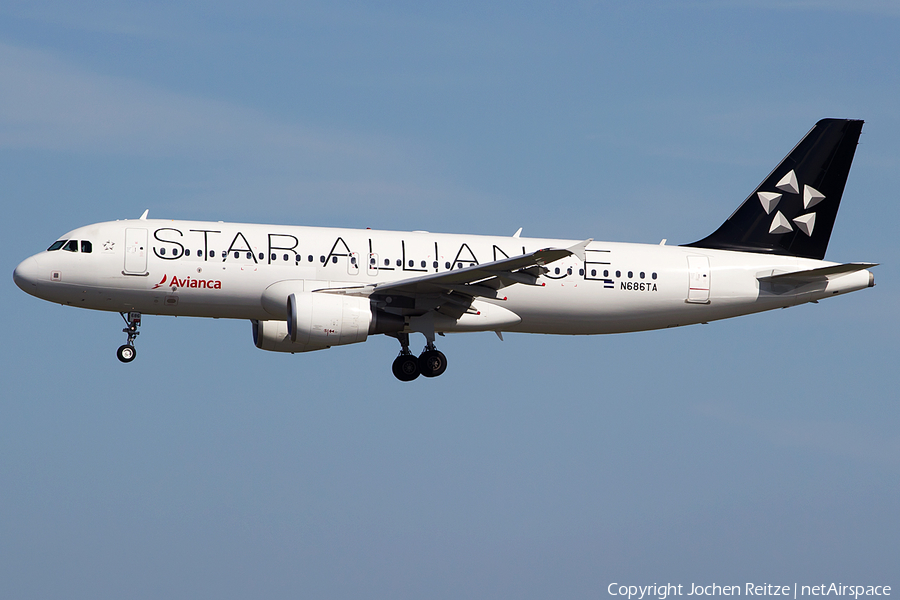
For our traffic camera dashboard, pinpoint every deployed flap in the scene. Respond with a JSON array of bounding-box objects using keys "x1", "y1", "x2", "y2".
[{"x1": 757, "y1": 262, "x2": 877, "y2": 283}]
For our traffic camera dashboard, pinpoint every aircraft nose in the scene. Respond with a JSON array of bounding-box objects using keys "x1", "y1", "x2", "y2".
[{"x1": 13, "y1": 256, "x2": 41, "y2": 292}]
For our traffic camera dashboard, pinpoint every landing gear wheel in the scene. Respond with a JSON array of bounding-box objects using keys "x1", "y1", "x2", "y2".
[
  {"x1": 117, "y1": 344, "x2": 137, "y2": 363},
  {"x1": 418, "y1": 349, "x2": 447, "y2": 378},
  {"x1": 392, "y1": 353, "x2": 420, "y2": 382}
]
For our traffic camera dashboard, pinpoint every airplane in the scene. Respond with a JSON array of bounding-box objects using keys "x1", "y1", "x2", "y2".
[{"x1": 13, "y1": 118, "x2": 876, "y2": 381}]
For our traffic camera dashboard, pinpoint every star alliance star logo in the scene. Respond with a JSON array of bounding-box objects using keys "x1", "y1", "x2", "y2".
[
  {"x1": 757, "y1": 169, "x2": 822, "y2": 236},
  {"x1": 103, "y1": 240, "x2": 115, "y2": 251}
]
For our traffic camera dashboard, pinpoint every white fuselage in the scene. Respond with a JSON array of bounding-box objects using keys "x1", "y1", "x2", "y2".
[{"x1": 14, "y1": 218, "x2": 874, "y2": 335}]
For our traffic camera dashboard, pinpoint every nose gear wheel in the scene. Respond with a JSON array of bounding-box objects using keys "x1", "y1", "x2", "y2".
[{"x1": 117, "y1": 344, "x2": 136, "y2": 363}]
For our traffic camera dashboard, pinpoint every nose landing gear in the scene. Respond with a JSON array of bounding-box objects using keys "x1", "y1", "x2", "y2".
[
  {"x1": 389, "y1": 333, "x2": 448, "y2": 381},
  {"x1": 117, "y1": 311, "x2": 141, "y2": 363}
]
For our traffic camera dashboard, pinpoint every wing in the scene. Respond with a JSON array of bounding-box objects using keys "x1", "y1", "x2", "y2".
[{"x1": 316, "y1": 239, "x2": 591, "y2": 319}]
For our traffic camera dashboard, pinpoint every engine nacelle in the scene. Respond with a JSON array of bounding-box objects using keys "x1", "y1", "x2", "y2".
[
  {"x1": 251, "y1": 319, "x2": 329, "y2": 353},
  {"x1": 288, "y1": 292, "x2": 373, "y2": 346},
  {"x1": 253, "y1": 289, "x2": 405, "y2": 353}
]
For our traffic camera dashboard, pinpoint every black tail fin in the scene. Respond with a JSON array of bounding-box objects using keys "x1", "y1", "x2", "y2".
[{"x1": 684, "y1": 118, "x2": 863, "y2": 260}]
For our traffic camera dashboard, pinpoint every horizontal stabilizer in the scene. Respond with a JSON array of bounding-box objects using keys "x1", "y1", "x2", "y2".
[{"x1": 757, "y1": 262, "x2": 877, "y2": 284}]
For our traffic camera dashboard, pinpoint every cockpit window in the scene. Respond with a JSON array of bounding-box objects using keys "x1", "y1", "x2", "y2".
[
  {"x1": 63, "y1": 240, "x2": 79, "y2": 252},
  {"x1": 81, "y1": 241, "x2": 92, "y2": 253},
  {"x1": 47, "y1": 240, "x2": 66, "y2": 251}
]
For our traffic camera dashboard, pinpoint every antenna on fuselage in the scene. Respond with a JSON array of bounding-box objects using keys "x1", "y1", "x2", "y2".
[
  {"x1": 513, "y1": 227, "x2": 522, "y2": 238},
  {"x1": 139, "y1": 209, "x2": 149, "y2": 220}
]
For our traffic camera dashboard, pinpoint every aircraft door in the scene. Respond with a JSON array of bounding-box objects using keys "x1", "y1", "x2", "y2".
[
  {"x1": 124, "y1": 228, "x2": 148, "y2": 274},
  {"x1": 686, "y1": 256, "x2": 710, "y2": 303}
]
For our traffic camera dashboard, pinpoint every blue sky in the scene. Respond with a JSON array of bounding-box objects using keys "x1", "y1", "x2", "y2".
[{"x1": 2, "y1": 2, "x2": 898, "y2": 598}]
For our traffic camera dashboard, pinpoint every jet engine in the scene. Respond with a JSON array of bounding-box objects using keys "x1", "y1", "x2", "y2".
[
  {"x1": 252, "y1": 319, "x2": 327, "y2": 353},
  {"x1": 252, "y1": 292, "x2": 404, "y2": 353},
  {"x1": 288, "y1": 292, "x2": 372, "y2": 346}
]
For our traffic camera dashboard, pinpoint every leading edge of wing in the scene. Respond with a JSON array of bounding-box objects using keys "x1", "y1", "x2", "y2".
[{"x1": 319, "y1": 239, "x2": 592, "y2": 299}]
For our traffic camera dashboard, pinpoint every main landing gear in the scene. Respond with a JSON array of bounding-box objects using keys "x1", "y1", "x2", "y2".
[
  {"x1": 390, "y1": 333, "x2": 448, "y2": 382},
  {"x1": 116, "y1": 311, "x2": 141, "y2": 363}
]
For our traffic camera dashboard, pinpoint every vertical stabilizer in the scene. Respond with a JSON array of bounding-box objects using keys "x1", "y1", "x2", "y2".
[{"x1": 685, "y1": 119, "x2": 863, "y2": 260}]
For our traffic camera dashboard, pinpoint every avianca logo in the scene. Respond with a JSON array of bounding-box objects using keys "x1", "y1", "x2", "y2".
[{"x1": 152, "y1": 274, "x2": 222, "y2": 290}]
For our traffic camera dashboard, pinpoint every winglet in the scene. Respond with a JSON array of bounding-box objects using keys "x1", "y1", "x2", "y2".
[
  {"x1": 139, "y1": 209, "x2": 149, "y2": 220},
  {"x1": 566, "y1": 239, "x2": 592, "y2": 262}
]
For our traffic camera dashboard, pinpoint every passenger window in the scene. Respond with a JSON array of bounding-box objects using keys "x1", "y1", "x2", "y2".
[
  {"x1": 81, "y1": 241, "x2": 92, "y2": 253},
  {"x1": 331, "y1": 256, "x2": 337, "y2": 263},
  {"x1": 283, "y1": 254, "x2": 289, "y2": 261},
  {"x1": 271, "y1": 253, "x2": 277, "y2": 261},
  {"x1": 47, "y1": 240, "x2": 66, "y2": 251},
  {"x1": 554, "y1": 267, "x2": 560, "y2": 274},
  {"x1": 408, "y1": 260, "x2": 414, "y2": 267},
  {"x1": 628, "y1": 271, "x2": 633, "y2": 278},
  {"x1": 640, "y1": 272, "x2": 645, "y2": 279},
  {"x1": 615, "y1": 270, "x2": 621, "y2": 277},
  {"x1": 259, "y1": 253, "x2": 265, "y2": 260},
  {"x1": 604, "y1": 270, "x2": 609, "y2": 277},
  {"x1": 591, "y1": 269, "x2": 596, "y2": 277},
  {"x1": 319, "y1": 256, "x2": 325, "y2": 263},
  {"x1": 652, "y1": 272, "x2": 657, "y2": 280},
  {"x1": 396, "y1": 259, "x2": 401, "y2": 267},
  {"x1": 445, "y1": 262, "x2": 451, "y2": 269},
  {"x1": 308, "y1": 255, "x2": 314, "y2": 262},
  {"x1": 234, "y1": 252, "x2": 240, "y2": 259},
  {"x1": 64, "y1": 240, "x2": 78, "y2": 252},
  {"x1": 384, "y1": 258, "x2": 390, "y2": 266},
  {"x1": 160, "y1": 248, "x2": 166, "y2": 255},
  {"x1": 185, "y1": 249, "x2": 191, "y2": 257}
]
